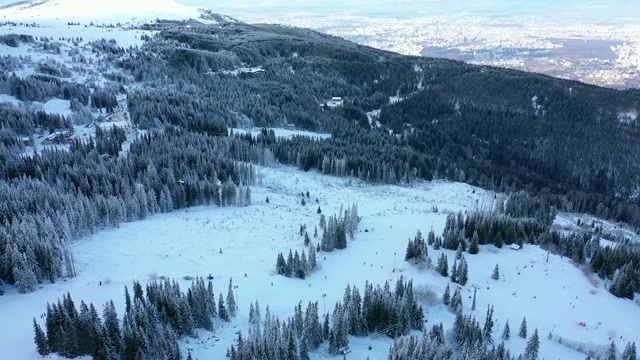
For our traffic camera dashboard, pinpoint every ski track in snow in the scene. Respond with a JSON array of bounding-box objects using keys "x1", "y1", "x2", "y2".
[{"x1": 1, "y1": 164, "x2": 639, "y2": 359}]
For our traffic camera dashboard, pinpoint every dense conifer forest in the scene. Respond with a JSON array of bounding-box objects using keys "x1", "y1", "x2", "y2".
[{"x1": 0, "y1": 15, "x2": 639, "y2": 359}]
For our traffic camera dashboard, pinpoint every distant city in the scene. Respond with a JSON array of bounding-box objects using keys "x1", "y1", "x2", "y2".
[{"x1": 182, "y1": 0, "x2": 640, "y2": 89}]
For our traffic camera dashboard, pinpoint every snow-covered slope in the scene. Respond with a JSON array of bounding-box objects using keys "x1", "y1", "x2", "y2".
[
  {"x1": 0, "y1": 164, "x2": 638, "y2": 359},
  {"x1": 0, "y1": 0, "x2": 209, "y2": 24}
]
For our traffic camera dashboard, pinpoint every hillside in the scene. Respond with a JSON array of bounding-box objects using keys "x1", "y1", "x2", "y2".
[
  {"x1": 2, "y1": 164, "x2": 639, "y2": 359},
  {"x1": 0, "y1": 1, "x2": 639, "y2": 359}
]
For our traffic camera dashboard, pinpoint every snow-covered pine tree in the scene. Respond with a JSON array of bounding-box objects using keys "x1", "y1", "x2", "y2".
[
  {"x1": 218, "y1": 293, "x2": 229, "y2": 321},
  {"x1": 483, "y1": 305, "x2": 494, "y2": 343},
  {"x1": 622, "y1": 341, "x2": 636, "y2": 360},
  {"x1": 287, "y1": 324, "x2": 297, "y2": 359},
  {"x1": 455, "y1": 242, "x2": 463, "y2": 260},
  {"x1": 437, "y1": 253, "x2": 449, "y2": 277},
  {"x1": 494, "y1": 231, "x2": 503, "y2": 249},
  {"x1": 285, "y1": 250, "x2": 294, "y2": 277},
  {"x1": 469, "y1": 231, "x2": 480, "y2": 254},
  {"x1": 276, "y1": 252, "x2": 287, "y2": 275},
  {"x1": 322, "y1": 313, "x2": 330, "y2": 340},
  {"x1": 491, "y1": 264, "x2": 500, "y2": 280},
  {"x1": 427, "y1": 229, "x2": 436, "y2": 245},
  {"x1": 299, "y1": 332, "x2": 311, "y2": 360},
  {"x1": 501, "y1": 320, "x2": 510, "y2": 340},
  {"x1": 442, "y1": 283, "x2": 451, "y2": 305},
  {"x1": 103, "y1": 300, "x2": 122, "y2": 355},
  {"x1": 33, "y1": 318, "x2": 50, "y2": 356},
  {"x1": 606, "y1": 341, "x2": 618, "y2": 360},
  {"x1": 227, "y1": 278, "x2": 237, "y2": 317},
  {"x1": 450, "y1": 258, "x2": 458, "y2": 283},
  {"x1": 450, "y1": 287, "x2": 462, "y2": 313},
  {"x1": 525, "y1": 328, "x2": 540, "y2": 360},
  {"x1": 457, "y1": 256, "x2": 468, "y2": 286},
  {"x1": 304, "y1": 301, "x2": 322, "y2": 349},
  {"x1": 518, "y1": 317, "x2": 527, "y2": 338},
  {"x1": 308, "y1": 245, "x2": 317, "y2": 271},
  {"x1": 13, "y1": 251, "x2": 38, "y2": 294}
]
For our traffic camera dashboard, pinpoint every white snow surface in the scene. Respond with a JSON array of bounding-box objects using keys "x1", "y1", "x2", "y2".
[
  {"x1": 1, "y1": 165, "x2": 638, "y2": 359},
  {"x1": 0, "y1": 0, "x2": 204, "y2": 24}
]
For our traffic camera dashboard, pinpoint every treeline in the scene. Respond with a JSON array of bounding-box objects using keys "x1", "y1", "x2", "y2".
[
  {"x1": 228, "y1": 278, "x2": 424, "y2": 359},
  {"x1": 319, "y1": 204, "x2": 359, "y2": 252},
  {"x1": 0, "y1": 33, "x2": 34, "y2": 47},
  {"x1": 34, "y1": 277, "x2": 239, "y2": 359},
  {"x1": 0, "y1": 71, "x2": 95, "y2": 104},
  {"x1": 539, "y1": 230, "x2": 640, "y2": 299},
  {"x1": 0, "y1": 129, "x2": 255, "y2": 292},
  {"x1": 275, "y1": 247, "x2": 317, "y2": 279},
  {"x1": 227, "y1": 128, "x2": 434, "y2": 185},
  {"x1": 379, "y1": 63, "x2": 640, "y2": 223},
  {"x1": 440, "y1": 208, "x2": 549, "y2": 252},
  {"x1": 0, "y1": 105, "x2": 72, "y2": 140},
  {"x1": 427, "y1": 193, "x2": 640, "y2": 300}
]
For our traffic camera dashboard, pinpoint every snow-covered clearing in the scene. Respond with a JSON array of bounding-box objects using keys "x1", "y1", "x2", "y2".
[
  {"x1": 555, "y1": 212, "x2": 639, "y2": 244},
  {"x1": 231, "y1": 127, "x2": 331, "y2": 140},
  {"x1": 1, "y1": 164, "x2": 638, "y2": 359}
]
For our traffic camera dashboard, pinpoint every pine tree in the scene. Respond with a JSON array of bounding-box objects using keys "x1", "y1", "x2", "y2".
[
  {"x1": 525, "y1": 328, "x2": 540, "y2": 360},
  {"x1": 300, "y1": 334, "x2": 310, "y2": 360},
  {"x1": 227, "y1": 278, "x2": 237, "y2": 317},
  {"x1": 469, "y1": 231, "x2": 479, "y2": 254},
  {"x1": 13, "y1": 253, "x2": 38, "y2": 293},
  {"x1": 450, "y1": 258, "x2": 458, "y2": 283},
  {"x1": 455, "y1": 242, "x2": 463, "y2": 260},
  {"x1": 285, "y1": 250, "x2": 294, "y2": 277},
  {"x1": 450, "y1": 287, "x2": 462, "y2": 313},
  {"x1": 219, "y1": 293, "x2": 229, "y2": 321},
  {"x1": 501, "y1": 320, "x2": 510, "y2": 340},
  {"x1": 457, "y1": 257, "x2": 468, "y2": 286},
  {"x1": 437, "y1": 253, "x2": 448, "y2": 277},
  {"x1": 322, "y1": 314, "x2": 330, "y2": 340},
  {"x1": 308, "y1": 245, "x2": 317, "y2": 271},
  {"x1": 606, "y1": 341, "x2": 618, "y2": 360},
  {"x1": 518, "y1": 317, "x2": 527, "y2": 338},
  {"x1": 622, "y1": 341, "x2": 637, "y2": 360},
  {"x1": 496, "y1": 341, "x2": 507, "y2": 360},
  {"x1": 442, "y1": 283, "x2": 451, "y2": 305},
  {"x1": 491, "y1": 264, "x2": 500, "y2": 280},
  {"x1": 495, "y1": 231, "x2": 503, "y2": 249},
  {"x1": 33, "y1": 318, "x2": 50, "y2": 356},
  {"x1": 276, "y1": 253, "x2": 287, "y2": 275},
  {"x1": 124, "y1": 286, "x2": 132, "y2": 313},
  {"x1": 103, "y1": 300, "x2": 122, "y2": 355},
  {"x1": 483, "y1": 305, "x2": 494, "y2": 344}
]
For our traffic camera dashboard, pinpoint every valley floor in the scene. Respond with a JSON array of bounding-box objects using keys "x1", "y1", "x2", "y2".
[{"x1": 1, "y1": 164, "x2": 638, "y2": 359}]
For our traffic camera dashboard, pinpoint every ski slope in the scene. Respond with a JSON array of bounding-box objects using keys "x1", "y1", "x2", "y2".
[{"x1": 1, "y1": 164, "x2": 638, "y2": 359}]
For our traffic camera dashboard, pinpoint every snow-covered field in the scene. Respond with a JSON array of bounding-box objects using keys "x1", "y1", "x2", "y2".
[{"x1": 1, "y1": 164, "x2": 639, "y2": 359}]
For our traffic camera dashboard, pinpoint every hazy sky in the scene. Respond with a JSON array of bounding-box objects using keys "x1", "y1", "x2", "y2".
[{"x1": 0, "y1": 0, "x2": 637, "y2": 23}]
